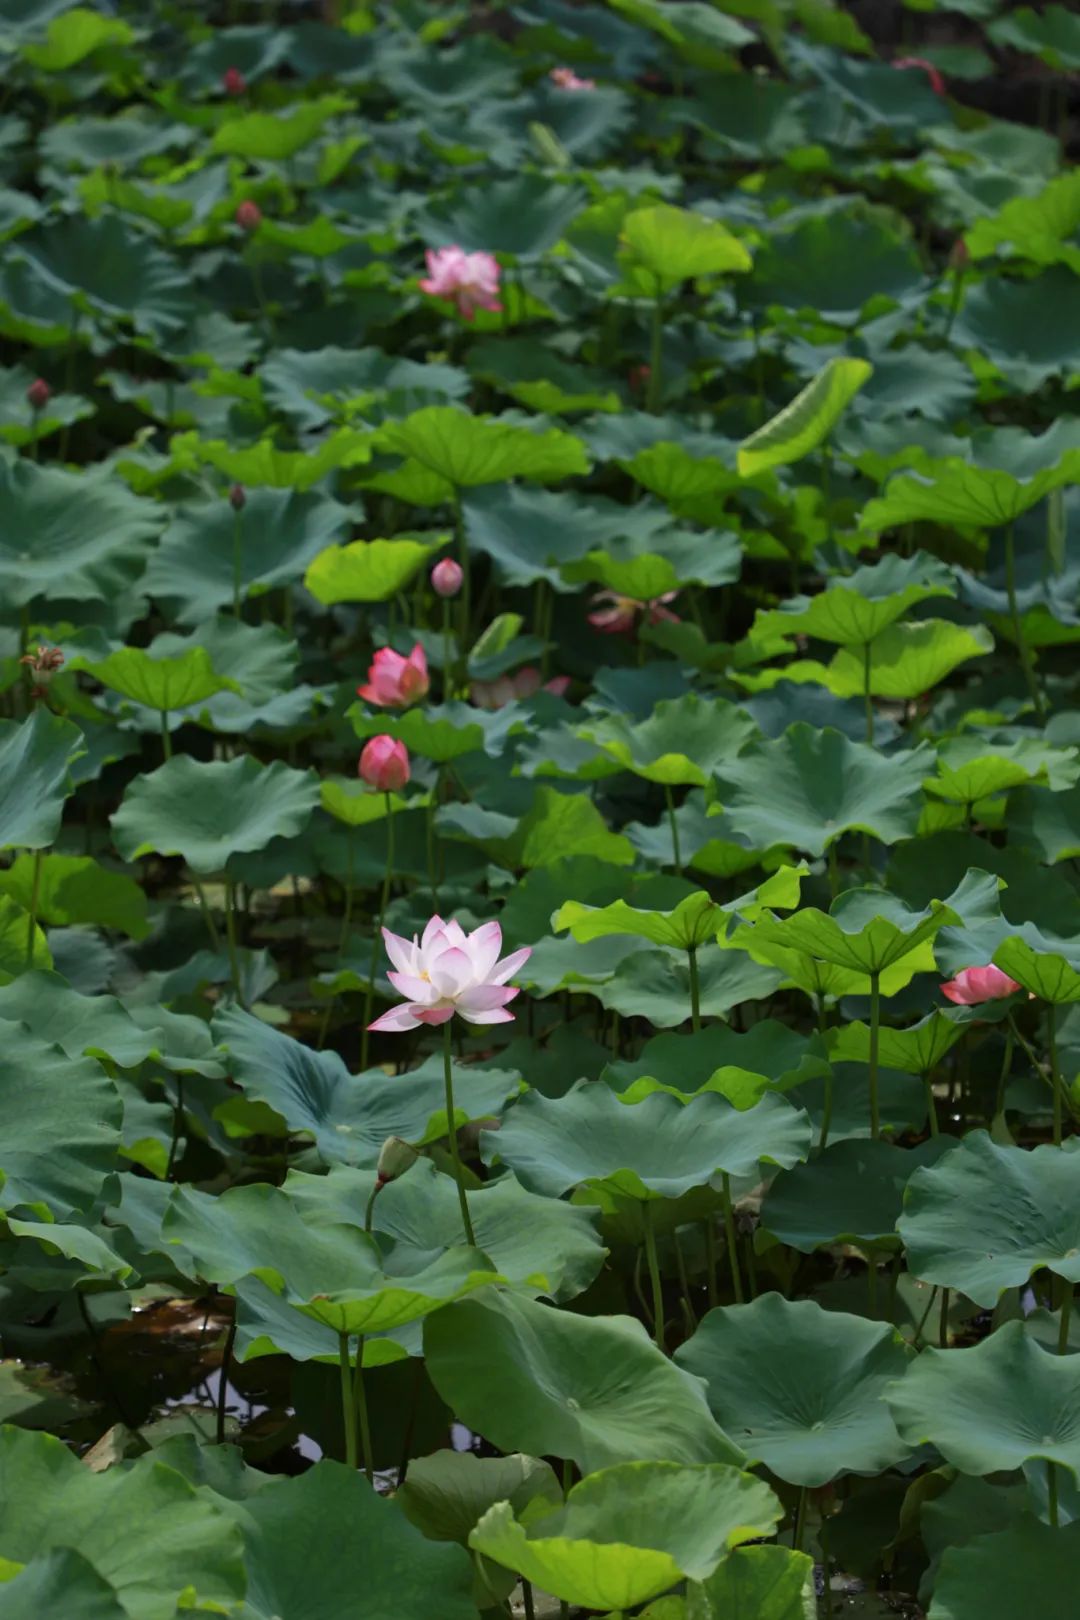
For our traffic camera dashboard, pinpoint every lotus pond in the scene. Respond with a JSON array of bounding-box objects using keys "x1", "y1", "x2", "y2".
[{"x1": 3, "y1": 0, "x2": 1080, "y2": 1615}]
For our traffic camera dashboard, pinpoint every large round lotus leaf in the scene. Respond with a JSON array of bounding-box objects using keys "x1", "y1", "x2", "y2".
[
  {"x1": 737, "y1": 358, "x2": 872, "y2": 478},
  {"x1": 752, "y1": 552, "x2": 955, "y2": 648},
  {"x1": 928, "y1": 1519, "x2": 1080, "y2": 1620},
  {"x1": 924, "y1": 736, "x2": 1078, "y2": 807},
  {"x1": 554, "y1": 890, "x2": 724, "y2": 951},
  {"x1": 261, "y1": 346, "x2": 468, "y2": 433},
  {"x1": 742, "y1": 621, "x2": 994, "y2": 702},
  {"x1": 161, "y1": 1180, "x2": 502, "y2": 1337},
  {"x1": 828, "y1": 1010, "x2": 965, "y2": 1077},
  {"x1": 761, "y1": 1139, "x2": 952, "y2": 1253},
  {"x1": 376, "y1": 407, "x2": 590, "y2": 488},
  {"x1": 687, "y1": 1545, "x2": 816, "y2": 1620},
  {"x1": 399, "y1": 1450, "x2": 560, "y2": 1545},
  {"x1": 598, "y1": 945, "x2": 783, "y2": 1027},
  {"x1": 304, "y1": 535, "x2": 445, "y2": 605},
  {"x1": 212, "y1": 1007, "x2": 518, "y2": 1166},
  {"x1": 0, "y1": 1023, "x2": 121, "y2": 1219},
  {"x1": 238, "y1": 1460, "x2": 477, "y2": 1620},
  {"x1": 287, "y1": 1160, "x2": 604, "y2": 1304},
  {"x1": 211, "y1": 94, "x2": 350, "y2": 159},
  {"x1": 618, "y1": 204, "x2": 752, "y2": 296},
  {"x1": 560, "y1": 529, "x2": 742, "y2": 597},
  {"x1": 675, "y1": 1297, "x2": 912, "y2": 1486},
  {"x1": 419, "y1": 175, "x2": 587, "y2": 258},
  {"x1": 143, "y1": 488, "x2": 351, "y2": 624},
  {"x1": 484, "y1": 1083, "x2": 810, "y2": 1200},
  {"x1": 0, "y1": 457, "x2": 163, "y2": 608},
  {"x1": 80, "y1": 645, "x2": 239, "y2": 712},
  {"x1": 110, "y1": 755, "x2": 319, "y2": 875},
  {"x1": 992, "y1": 930, "x2": 1080, "y2": 1003},
  {"x1": 0, "y1": 972, "x2": 221, "y2": 1075},
  {"x1": 607, "y1": 1020, "x2": 830, "y2": 1108},
  {"x1": 0, "y1": 1427, "x2": 244, "y2": 1620},
  {"x1": 949, "y1": 268, "x2": 1080, "y2": 394},
  {"x1": 713, "y1": 726, "x2": 932, "y2": 856},
  {"x1": 741, "y1": 211, "x2": 924, "y2": 322},
  {"x1": 0, "y1": 1547, "x2": 128, "y2": 1620},
  {"x1": 0, "y1": 855, "x2": 147, "y2": 939},
  {"x1": 424, "y1": 1289, "x2": 744, "y2": 1473},
  {"x1": 578, "y1": 695, "x2": 758, "y2": 788},
  {"x1": 10, "y1": 215, "x2": 196, "y2": 341},
  {"x1": 0, "y1": 711, "x2": 84, "y2": 852},
  {"x1": 885, "y1": 1320, "x2": 1080, "y2": 1476},
  {"x1": 898, "y1": 1134, "x2": 1080, "y2": 1307},
  {"x1": 470, "y1": 1461, "x2": 781, "y2": 1611}
]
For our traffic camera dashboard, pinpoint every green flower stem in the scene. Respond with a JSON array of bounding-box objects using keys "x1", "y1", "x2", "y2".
[
  {"x1": 862, "y1": 640, "x2": 874, "y2": 744},
  {"x1": 993, "y1": 1028, "x2": 1014, "y2": 1123},
  {"x1": 1048, "y1": 1460, "x2": 1060, "y2": 1528},
  {"x1": 1048, "y1": 1002, "x2": 1063, "y2": 1146},
  {"x1": 704, "y1": 1218, "x2": 719, "y2": 1309},
  {"x1": 522, "y1": 1581, "x2": 536, "y2": 1620},
  {"x1": 943, "y1": 261, "x2": 967, "y2": 341},
  {"x1": 165, "y1": 1073, "x2": 185, "y2": 1181},
  {"x1": 687, "y1": 943, "x2": 701, "y2": 1033},
  {"x1": 866, "y1": 1254, "x2": 878, "y2": 1319},
  {"x1": 352, "y1": 1340, "x2": 374, "y2": 1485},
  {"x1": 792, "y1": 1485, "x2": 808, "y2": 1553},
  {"x1": 160, "y1": 708, "x2": 172, "y2": 762},
  {"x1": 190, "y1": 874, "x2": 222, "y2": 953},
  {"x1": 923, "y1": 1072, "x2": 940, "y2": 1137},
  {"x1": 453, "y1": 489, "x2": 470, "y2": 678},
  {"x1": 646, "y1": 289, "x2": 664, "y2": 413},
  {"x1": 664, "y1": 784, "x2": 683, "y2": 875},
  {"x1": 821, "y1": 438, "x2": 833, "y2": 546},
  {"x1": 443, "y1": 1020, "x2": 476, "y2": 1246},
  {"x1": 441, "y1": 596, "x2": 453, "y2": 701},
  {"x1": 721, "y1": 1172, "x2": 744, "y2": 1304},
  {"x1": 642, "y1": 1201, "x2": 665, "y2": 1352},
  {"x1": 819, "y1": 1070, "x2": 834, "y2": 1153},
  {"x1": 339, "y1": 1333, "x2": 357, "y2": 1470},
  {"x1": 868, "y1": 970, "x2": 881, "y2": 1140},
  {"x1": 939, "y1": 1286, "x2": 950, "y2": 1348},
  {"x1": 911, "y1": 1285, "x2": 939, "y2": 1351},
  {"x1": 819, "y1": 1511, "x2": 836, "y2": 1618},
  {"x1": 224, "y1": 880, "x2": 243, "y2": 1007},
  {"x1": 232, "y1": 508, "x2": 244, "y2": 618},
  {"x1": 24, "y1": 847, "x2": 42, "y2": 968},
  {"x1": 1059, "y1": 1280, "x2": 1073, "y2": 1355},
  {"x1": 827, "y1": 841, "x2": 839, "y2": 901},
  {"x1": 317, "y1": 828, "x2": 355, "y2": 1050},
  {"x1": 673, "y1": 1228, "x2": 696, "y2": 1334},
  {"x1": 361, "y1": 795, "x2": 394, "y2": 1071},
  {"x1": 58, "y1": 307, "x2": 80, "y2": 462},
  {"x1": 215, "y1": 1313, "x2": 237, "y2": 1445},
  {"x1": 1004, "y1": 522, "x2": 1045, "y2": 722},
  {"x1": 364, "y1": 1182, "x2": 379, "y2": 1234}
]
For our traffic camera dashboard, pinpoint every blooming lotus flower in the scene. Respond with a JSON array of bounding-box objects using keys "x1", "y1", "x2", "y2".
[
  {"x1": 893, "y1": 56, "x2": 945, "y2": 95},
  {"x1": 419, "y1": 245, "x2": 502, "y2": 321},
  {"x1": 550, "y1": 66, "x2": 596, "y2": 91},
  {"x1": 587, "y1": 590, "x2": 680, "y2": 636},
  {"x1": 470, "y1": 667, "x2": 570, "y2": 710},
  {"x1": 368, "y1": 917, "x2": 531, "y2": 1032},
  {"x1": 940, "y1": 965, "x2": 1021, "y2": 1006},
  {"x1": 358, "y1": 644, "x2": 429, "y2": 708},
  {"x1": 359, "y1": 735, "x2": 410, "y2": 793}
]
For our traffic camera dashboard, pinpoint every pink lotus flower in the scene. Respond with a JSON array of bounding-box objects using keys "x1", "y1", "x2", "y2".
[
  {"x1": 359, "y1": 735, "x2": 410, "y2": 793},
  {"x1": 587, "y1": 591, "x2": 680, "y2": 636},
  {"x1": 26, "y1": 378, "x2": 51, "y2": 411},
  {"x1": 550, "y1": 66, "x2": 596, "y2": 91},
  {"x1": 358, "y1": 644, "x2": 429, "y2": 708},
  {"x1": 222, "y1": 66, "x2": 247, "y2": 96},
  {"x1": 941, "y1": 965, "x2": 1021, "y2": 1006},
  {"x1": 235, "y1": 200, "x2": 261, "y2": 232},
  {"x1": 470, "y1": 667, "x2": 570, "y2": 710},
  {"x1": 893, "y1": 56, "x2": 945, "y2": 95},
  {"x1": 419, "y1": 246, "x2": 502, "y2": 321},
  {"x1": 432, "y1": 557, "x2": 464, "y2": 599},
  {"x1": 368, "y1": 917, "x2": 531, "y2": 1032}
]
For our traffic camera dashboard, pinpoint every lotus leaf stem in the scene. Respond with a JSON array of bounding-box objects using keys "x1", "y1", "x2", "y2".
[
  {"x1": 216, "y1": 1313, "x2": 237, "y2": 1445},
  {"x1": 339, "y1": 1333, "x2": 357, "y2": 1470},
  {"x1": 1004, "y1": 522, "x2": 1045, "y2": 722},
  {"x1": 1059, "y1": 1280, "x2": 1073, "y2": 1355},
  {"x1": 664, "y1": 783, "x2": 683, "y2": 876},
  {"x1": 353, "y1": 1339, "x2": 374, "y2": 1485},
  {"x1": 686, "y1": 942, "x2": 700, "y2": 1031},
  {"x1": 1048, "y1": 1003, "x2": 1063, "y2": 1146},
  {"x1": 721, "y1": 1172, "x2": 744, "y2": 1304},
  {"x1": 231, "y1": 507, "x2": 243, "y2": 618},
  {"x1": 1048, "y1": 1459, "x2": 1060, "y2": 1528},
  {"x1": 704, "y1": 1219, "x2": 719, "y2": 1308},
  {"x1": 24, "y1": 847, "x2": 42, "y2": 967},
  {"x1": 361, "y1": 796, "x2": 394, "y2": 1070},
  {"x1": 642, "y1": 1201, "x2": 666, "y2": 1351},
  {"x1": 443, "y1": 1019, "x2": 476, "y2": 1247},
  {"x1": 224, "y1": 879, "x2": 244, "y2": 1006},
  {"x1": 646, "y1": 287, "x2": 664, "y2": 413},
  {"x1": 868, "y1": 970, "x2": 881, "y2": 1140}
]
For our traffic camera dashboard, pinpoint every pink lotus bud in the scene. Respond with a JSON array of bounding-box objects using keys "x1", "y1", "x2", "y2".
[
  {"x1": 228, "y1": 482, "x2": 246, "y2": 511},
  {"x1": 26, "y1": 378, "x2": 51, "y2": 411},
  {"x1": 235, "y1": 200, "x2": 261, "y2": 232},
  {"x1": 893, "y1": 56, "x2": 945, "y2": 95},
  {"x1": 358, "y1": 644, "x2": 429, "y2": 708},
  {"x1": 949, "y1": 238, "x2": 970, "y2": 273},
  {"x1": 940, "y1": 965, "x2": 1022, "y2": 1006},
  {"x1": 222, "y1": 66, "x2": 246, "y2": 96},
  {"x1": 359, "y1": 735, "x2": 410, "y2": 793},
  {"x1": 431, "y1": 558, "x2": 464, "y2": 598}
]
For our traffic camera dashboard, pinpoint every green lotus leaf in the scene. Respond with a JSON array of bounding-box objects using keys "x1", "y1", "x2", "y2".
[
  {"x1": 615, "y1": 443, "x2": 745, "y2": 512},
  {"x1": 349, "y1": 701, "x2": 521, "y2": 764},
  {"x1": 598, "y1": 946, "x2": 784, "y2": 1027},
  {"x1": 561, "y1": 531, "x2": 742, "y2": 599},
  {"x1": 885, "y1": 1320, "x2": 1080, "y2": 1477},
  {"x1": 1010, "y1": 784, "x2": 1080, "y2": 864},
  {"x1": 468, "y1": 338, "x2": 621, "y2": 415},
  {"x1": 506, "y1": 786, "x2": 635, "y2": 869},
  {"x1": 687, "y1": 1546, "x2": 816, "y2": 1620},
  {"x1": 607, "y1": 1022, "x2": 831, "y2": 1108},
  {"x1": 928, "y1": 1519, "x2": 1080, "y2": 1620},
  {"x1": 161, "y1": 1181, "x2": 502, "y2": 1337},
  {"x1": 0, "y1": 972, "x2": 221, "y2": 1074},
  {"x1": 144, "y1": 488, "x2": 351, "y2": 624},
  {"x1": 743, "y1": 623, "x2": 994, "y2": 700},
  {"x1": 0, "y1": 1548, "x2": 127, "y2": 1620},
  {"x1": 0, "y1": 1428, "x2": 244, "y2": 1620},
  {"x1": 578, "y1": 695, "x2": 758, "y2": 787},
  {"x1": 80, "y1": 645, "x2": 240, "y2": 712},
  {"x1": 862, "y1": 438, "x2": 1080, "y2": 534},
  {"x1": 470, "y1": 1461, "x2": 781, "y2": 1611},
  {"x1": 319, "y1": 780, "x2": 415, "y2": 828},
  {"x1": 965, "y1": 170, "x2": 1080, "y2": 272},
  {"x1": 988, "y1": 5, "x2": 1080, "y2": 70},
  {"x1": 169, "y1": 427, "x2": 373, "y2": 492},
  {"x1": 0, "y1": 711, "x2": 85, "y2": 851},
  {"x1": 304, "y1": 536, "x2": 446, "y2": 605},
  {"x1": 553, "y1": 891, "x2": 724, "y2": 950},
  {"x1": 713, "y1": 726, "x2": 931, "y2": 856},
  {"x1": 0, "y1": 364, "x2": 93, "y2": 448},
  {"x1": 899, "y1": 1134, "x2": 1080, "y2": 1306},
  {"x1": 420, "y1": 175, "x2": 587, "y2": 259},
  {"x1": 211, "y1": 95, "x2": 351, "y2": 159},
  {"x1": 762, "y1": 1139, "x2": 952, "y2": 1253},
  {"x1": 925, "y1": 736, "x2": 1079, "y2": 805},
  {"x1": 752, "y1": 552, "x2": 955, "y2": 647},
  {"x1": 21, "y1": 9, "x2": 133, "y2": 70},
  {"x1": 993, "y1": 931, "x2": 1080, "y2": 1003},
  {"x1": 0, "y1": 1021, "x2": 121, "y2": 1219},
  {"x1": 829, "y1": 1010, "x2": 964, "y2": 1075},
  {"x1": 0, "y1": 854, "x2": 148, "y2": 939},
  {"x1": 376, "y1": 407, "x2": 590, "y2": 488},
  {"x1": 742, "y1": 211, "x2": 925, "y2": 323},
  {"x1": 400, "y1": 1452, "x2": 560, "y2": 1577},
  {"x1": 110, "y1": 755, "x2": 319, "y2": 875},
  {"x1": 0, "y1": 899, "x2": 49, "y2": 985},
  {"x1": 5, "y1": 1218, "x2": 132, "y2": 1283},
  {"x1": 675, "y1": 1297, "x2": 912, "y2": 1486},
  {"x1": 262, "y1": 346, "x2": 468, "y2": 432},
  {"x1": 617, "y1": 205, "x2": 752, "y2": 297},
  {"x1": 424, "y1": 1289, "x2": 745, "y2": 1472},
  {"x1": 483, "y1": 1084, "x2": 810, "y2": 1201},
  {"x1": 0, "y1": 456, "x2": 163, "y2": 608},
  {"x1": 737, "y1": 358, "x2": 873, "y2": 478},
  {"x1": 11, "y1": 215, "x2": 196, "y2": 341},
  {"x1": 212, "y1": 1007, "x2": 519, "y2": 1168},
  {"x1": 462, "y1": 485, "x2": 632, "y2": 589},
  {"x1": 606, "y1": 0, "x2": 754, "y2": 52}
]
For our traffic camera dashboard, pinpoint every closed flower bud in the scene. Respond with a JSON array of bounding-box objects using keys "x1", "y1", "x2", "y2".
[
  {"x1": 359, "y1": 735, "x2": 410, "y2": 793},
  {"x1": 26, "y1": 378, "x2": 51, "y2": 411},
  {"x1": 222, "y1": 66, "x2": 246, "y2": 96},
  {"x1": 228, "y1": 482, "x2": 246, "y2": 511},
  {"x1": 376, "y1": 1135, "x2": 418, "y2": 1187},
  {"x1": 235, "y1": 200, "x2": 262, "y2": 232},
  {"x1": 431, "y1": 557, "x2": 464, "y2": 599}
]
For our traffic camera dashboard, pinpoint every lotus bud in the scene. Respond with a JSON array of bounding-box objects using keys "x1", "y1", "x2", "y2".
[
  {"x1": 359, "y1": 735, "x2": 410, "y2": 793},
  {"x1": 26, "y1": 378, "x2": 51, "y2": 412},
  {"x1": 228, "y1": 482, "x2": 246, "y2": 511},
  {"x1": 222, "y1": 66, "x2": 246, "y2": 96},
  {"x1": 376, "y1": 1136, "x2": 418, "y2": 1187},
  {"x1": 431, "y1": 557, "x2": 464, "y2": 599},
  {"x1": 949, "y1": 238, "x2": 970, "y2": 273},
  {"x1": 235, "y1": 200, "x2": 262, "y2": 232}
]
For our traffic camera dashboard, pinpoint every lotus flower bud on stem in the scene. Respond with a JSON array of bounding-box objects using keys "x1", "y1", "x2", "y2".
[
  {"x1": 235, "y1": 200, "x2": 261, "y2": 232},
  {"x1": 222, "y1": 66, "x2": 247, "y2": 96},
  {"x1": 376, "y1": 1136, "x2": 418, "y2": 1188},
  {"x1": 228, "y1": 482, "x2": 246, "y2": 511},
  {"x1": 431, "y1": 557, "x2": 463, "y2": 599},
  {"x1": 358, "y1": 735, "x2": 410, "y2": 794},
  {"x1": 26, "y1": 378, "x2": 51, "y2": 412}
]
